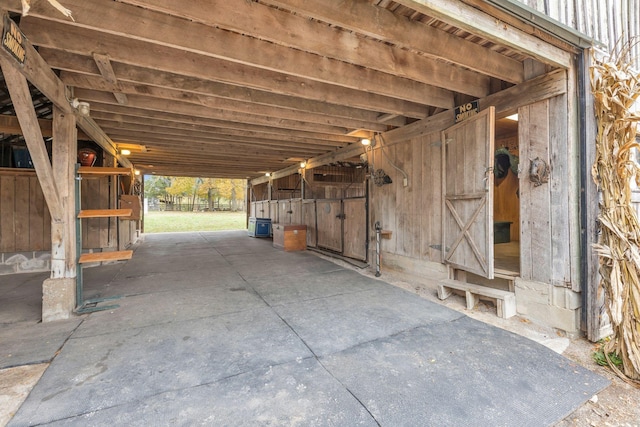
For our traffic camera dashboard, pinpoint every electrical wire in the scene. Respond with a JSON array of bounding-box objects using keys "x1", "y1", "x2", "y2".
[{"x1": 376, "y1": 133, "x2": 409, "y2": 185}]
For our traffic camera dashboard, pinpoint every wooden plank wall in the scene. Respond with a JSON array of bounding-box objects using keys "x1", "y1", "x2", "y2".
[
  {"x1": 252, "y1": 182, "x2": 268, "y2": 201},
  {"x1": 1, "y1": 169, "x2": 134, "y2": 254},
  {"x1": 518, "y1": 0, "x2": 639, "y2": 67},
  {"x1": 519, "y1": 101, "x2": 552, "y2": 283},
  {"x1": 81, "y1": 176, "x2": 113, "y2": 249},
  {"x1": 0, "y1": 169, "x2": 51, "y2": 252},
  {"x1": 370, "y1": 132, "x2": 442, "y2": 264},
  {"x1": 273, "y1": 174, "x2": 302, "y2": 200},
  {"x1": 518, "y1": 97, "x2": 573, "y2": 287},
  {"x1": 371, "y1": 94, "x2": 575, "y2": 286},
  {"x1": 304, "y1": 166, "x2": 366, "y2": 200}
]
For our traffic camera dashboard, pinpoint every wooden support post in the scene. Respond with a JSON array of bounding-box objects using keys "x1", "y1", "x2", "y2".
[
  {"x1": 42, "y1": 106, "x2": 77, "y2": 322},
  {"x1": 245, "y1": 180, "x2": 251, "y2": 228},
  {"x1": 51, "y1": 106, "x2": 77, "y2": 278}
]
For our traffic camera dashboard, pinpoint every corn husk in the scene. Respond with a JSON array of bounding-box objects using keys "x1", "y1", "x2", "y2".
[
  {"x1": 591, "y1": 38, "x2": 640, "y2": 383},
  {"x1": 20, "y1": 0, "x2": 75, "y2": 21}
]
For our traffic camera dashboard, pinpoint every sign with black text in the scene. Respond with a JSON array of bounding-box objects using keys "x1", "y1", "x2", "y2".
[
  {"x1": 454, "y1": 100, "x2": 479, "y2": 123},
  {"x1": 2, "y1": 14, "x2": 26, "y2": 65}
]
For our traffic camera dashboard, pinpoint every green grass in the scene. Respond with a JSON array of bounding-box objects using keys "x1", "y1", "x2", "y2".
[{"x1": 144, "y1": 211, "x2": 247, "y2": 233}]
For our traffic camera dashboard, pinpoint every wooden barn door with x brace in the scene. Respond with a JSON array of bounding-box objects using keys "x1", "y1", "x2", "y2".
[{"x1": 441, "y1": 106, "x2": 495, "y2": 279}]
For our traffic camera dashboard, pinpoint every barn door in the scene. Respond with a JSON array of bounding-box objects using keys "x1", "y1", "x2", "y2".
[
  {"x1": 302, "y1": 200, "x2": 317, "y2": 248},
  {"x1": 280, "y1": 200, "x2": 292, "y2": 224},
  {"x1": 343, "y1": 198, "x2": 367, "y2": 261},
  {"x1": 441, "y1": 106, "x2": 495, "y2": 279},
  {"x1": 316, "y1": 199, "x2": 342, "y2": 252}
]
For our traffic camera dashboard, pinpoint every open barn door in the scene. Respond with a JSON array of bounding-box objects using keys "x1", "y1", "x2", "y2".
[{"x1": 441, "y1": 106, "x2": 495, "y2": 279}]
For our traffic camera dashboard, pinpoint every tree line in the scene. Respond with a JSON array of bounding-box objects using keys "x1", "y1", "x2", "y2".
[{"x1": 144, "y1": 176, "x2": 246, "y2": 211}]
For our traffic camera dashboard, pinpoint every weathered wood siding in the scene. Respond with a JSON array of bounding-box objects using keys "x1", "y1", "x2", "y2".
[
  {"x1": 80, "y1": 176, "x2": 114, "y2": 249},
  {"x1": 272, "y1": 174, "x2": 302, "y2": 201},
  {"x1": 371, "y1": 93, "x2": 575, "y2": 288},
  {"x1": 518, "y1": 0, "x2": 640, "y2": 67},
  {"x1": 0, "y1": 169, "x2": 51, "y2": 252},
  {"x1": 370, "y1": 131, "x2": 443, "y2": 265},
  {"x1": 518, "y1": 97, "x2": 573, "y2": 287},
  {"x1": 0, "y1": 170, "x2": 137, "y2": 253}
]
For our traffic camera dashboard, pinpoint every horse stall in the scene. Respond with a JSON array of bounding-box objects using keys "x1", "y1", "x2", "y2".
[{"x1": 251, "y1": 163, "x2": 368, "y2": 262}]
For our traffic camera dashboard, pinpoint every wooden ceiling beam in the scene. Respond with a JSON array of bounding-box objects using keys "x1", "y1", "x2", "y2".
[
  {"x1": 41, "y1": 48, "x2": 430, "y2": 119},
  {"x1": 260, "y1": 1, "x2": 568, "y2": 70},
  {"x1": 101, "y1": 128, "x2": 334, "y2": 152},
  {"x1": 258, "y1": 0, "x2": 525, "y2": 83},
  {"x1": 125, "y1": 147, "x2": 306, "y2": 161},
  {"x1": 131, "y1": 157, "x2": 292, "y2": 169},
  {"x1": 114, "y1": 0, "x2": 490, "y2": 97},
  {"x1": 140, "y1": 169, "x2": 259, "y2": 179},
  {"x1": 92, "y1": 53, "x2": 128, "y2": 105},
  {"x1": 100, "y1": 129, "x2": 339, "y2": 155},
  {"x1": 67, "y1": 79, "x2": 392, "y2": 133},
  {"x1": 89, "y1": 110, "x2": 357, "y2": 145},
  {"x1": 60, "y1": 70, "x2": 408, "y2": 128},
  {"x1": 394, "y1": 0, "x2": 572, "y2": 68},
  {"x1": 97, "y1": 121, "x2": 344, "y2": 151},
  {"x1": 19, "y1": 15, "x2": 454, "y2": 109},
  {"x1": 71, "y1": 89, "x2": 353, "y2": 136}
]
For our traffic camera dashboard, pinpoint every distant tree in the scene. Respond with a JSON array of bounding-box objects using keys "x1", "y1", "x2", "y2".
[
  {"x1": 144, "y1": 176, "x2": 246, "y2": 211},
  {"x1": 197, "y1": 178, "x2": 219, "y2": 210},
  {"x1": 215, "y1": 179, "x2": 246, "y2": 210},
  {"x1": 166, "y1": 177, "x2": 196, "y2": 198},
  {"x1": 144, "y1": 175, "x2": 171, "y2": 200}
]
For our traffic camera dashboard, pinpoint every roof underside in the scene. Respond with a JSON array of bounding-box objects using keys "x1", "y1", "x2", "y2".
[{"x1": 0, "y1": 0, "x2": 574, "y2": 178}]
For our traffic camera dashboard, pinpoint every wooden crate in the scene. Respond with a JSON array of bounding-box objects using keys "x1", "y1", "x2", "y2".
[{"x1": 272, "y1": 224, "x2": 307, "y2": 251}]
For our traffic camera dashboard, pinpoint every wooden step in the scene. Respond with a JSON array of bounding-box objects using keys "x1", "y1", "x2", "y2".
[
  {"x1": 78, "y1": 209, "x2": 133, "y2": 219},
  {"x1": 494, "y1": 268, "x2": 517, "y2": 292},
  {"x1": 437, "y1": 278, "x2": 516, "y2": 319},
  {"x1": 78, "y1": 166, "x2": 132, "y2": 175},
  {"x1": 79, "y1": 250, "x2": 133, "y2": 264}
]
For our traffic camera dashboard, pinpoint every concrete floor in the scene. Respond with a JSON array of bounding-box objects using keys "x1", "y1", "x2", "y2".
[{"x1": 1, "y1": 231, "x2": 608, "y2": 426}]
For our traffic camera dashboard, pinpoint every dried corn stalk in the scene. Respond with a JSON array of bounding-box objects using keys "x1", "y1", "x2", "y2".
[
  {"x1": 20, "y1": 0, "x2": 75, "y2": 21},
  {"x1": 591, "y1": 39, "x2": 640, "y2": 383}
]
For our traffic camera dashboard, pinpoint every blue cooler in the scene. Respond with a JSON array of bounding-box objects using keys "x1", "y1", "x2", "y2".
[{"x1": 248, "y1": 217, "x2": 271, "y2": 237}]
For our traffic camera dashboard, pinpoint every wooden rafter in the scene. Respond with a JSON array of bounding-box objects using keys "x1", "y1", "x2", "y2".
[
  {"x1": 92, "y1": 53, "x2": 128, "y2": 105},
  {"x1": 0, "y1": 56, "x2": 63, "y2": 220},
  {"x1": 20, "y1": 15, "x2": 454, "y2": 109},
  {"x1": 0, "y1": 0, "x2": 578, "y2": 179}
]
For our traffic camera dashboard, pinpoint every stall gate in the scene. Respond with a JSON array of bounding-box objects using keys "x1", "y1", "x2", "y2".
[
  {"x1": 253, "y1": 197, "x2": 367, "y2": 261},
  {"x1": 314, "y1": 197, "x2": 367, "y2": 261}
]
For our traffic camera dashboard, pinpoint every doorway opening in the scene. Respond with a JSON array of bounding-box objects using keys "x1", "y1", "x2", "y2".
[
  {"x1": 144, "y1": 176, "x2": 247, "y2": 233},
  {"x1": 493, "y1": 115, "x2": 520, "y2": 279}
]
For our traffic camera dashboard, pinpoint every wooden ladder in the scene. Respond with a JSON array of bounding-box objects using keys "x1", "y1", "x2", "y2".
[{"x1": 75, "y1": 166, "x2": 134, "y2": 313}]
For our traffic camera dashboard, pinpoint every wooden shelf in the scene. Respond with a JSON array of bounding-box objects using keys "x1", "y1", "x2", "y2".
[
  {"x1": 79, "y1": 250, "x2": 133, "y2": 264},
  {"x1": 78, "y1": 208, "x2": 133, "y2": 218},
  {"x1": 78, "y1": 166, "x2": 132, "y2": 175}
]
